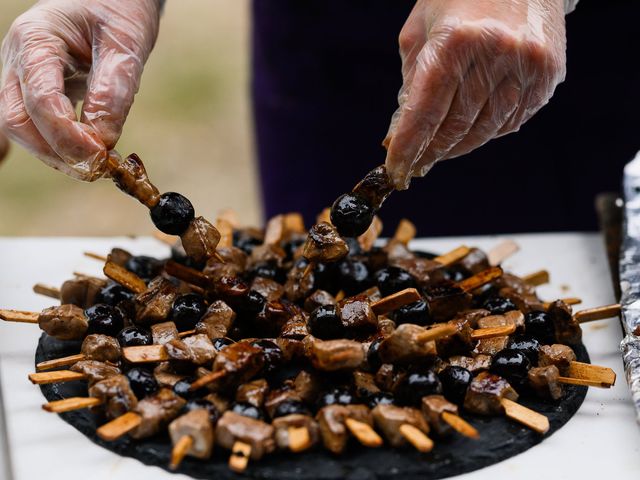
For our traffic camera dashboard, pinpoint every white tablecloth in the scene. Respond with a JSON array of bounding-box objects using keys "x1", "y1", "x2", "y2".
[{"x1": 0, "y1": 235, "x2": 638, "y2": 480}]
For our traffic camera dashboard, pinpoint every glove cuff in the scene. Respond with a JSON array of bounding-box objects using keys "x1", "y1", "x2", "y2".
[{"x1": 565, "y1": 0, "x2": 579, "y2": 14}]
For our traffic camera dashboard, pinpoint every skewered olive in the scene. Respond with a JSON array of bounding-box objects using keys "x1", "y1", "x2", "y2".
[
  {"x1": 524, "y1": 310, "x2": 555, "y2": 344},
  {"x1": 438, "y1": 366, "x2": 472, "y2": 405},
  {"x1": 367, "y1": 392, "x2": 395, "y2": 409},
  {"x1": 171, "y1": 293, "x2": 207, "y2": 329},
  {"x1": 124, "y1": 255, "x2": 163, "y2": 281},
  {"x1": 490, "y1": 349, "x2": 531, "y2": 388},
  {"x1": 272, "y1": 399, "x2": 311, "y2": 418},
  {"x1": 117, "y1": 326, "x2": 153, "y2": 347},
  {"x1": 231, "y1": 401, "x2": 264, "y2": 420},
  {"x1": 336, "y1": 258, "x2": 370, "y2": 295},
  {"x1": 366, "y1": 338, "x2": 383, "y2": 372},
  {"x1": 184, "y1": 398, "x2": 221, "y2": 425},
  {"x1": 246, "y1": 260, "x2": 283, "y2": 283},
  {"x1": 308, "y1": 305, "x2": 345, "y2": 340},
  {"x1": 394, "y1": 300, "x2": 431, "y2": 326},
  {"x1": 318, "y1": 388, "x2": 354, "y2": 408},
  {"x1": 150, "y1": 192, "x2": 195, "y2": 235},
  {"x1": 237, "y1": 291, "x2": 267, "y2": 317},
  {"x1": 173, "y1": 377, "x2": 202, "y2": 399},
  {"x1": 212, "y1": 337, "x2": 235, "y2": 351},
  {"x1": 96, "y1": 282, "x2": 134, "y2": 306},
  {"x1": 233, "y1": 230, "x2": 263, "y2": 255},
  {"x1": 395, "y1": 371, "x2": 442, "y2": 405},
  {"x1": 374, "y1": 266, "x2": 417, "y2": 297},
  {"x1": 126, "y1": 367, "x2": 159, "y2": 399},
  {"x1": 507, "y1": 335, "x2": 540, "y2": 363},
  {"x1": 85, "y1": 304, "x2": 124, "y2": 337},
  {"x1": 250, "y1": 339, "x2": 283, "y2": 373},
  {"x1": 482, "y1": 296, "x2": 518, "y2": 315},
  {"x1": 330, "y1": 193, "x2": 375, "y2": 238}
]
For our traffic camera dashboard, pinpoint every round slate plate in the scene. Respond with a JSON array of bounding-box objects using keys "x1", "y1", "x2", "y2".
[{"x1": 36, "y1": 334, "x2": 588, "y2": 480}]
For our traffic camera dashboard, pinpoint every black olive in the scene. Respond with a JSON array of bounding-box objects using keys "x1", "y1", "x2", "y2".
[
  {"x1": 232, "y1": 230, "x2": 262, "y2": 255},
  {"x1": 312, "y1": 261, "x2": 335, "y2": 293},
  {"x1": 85, "y1": 304, "x2": 124, "y2": 337},
  {"x1": 231, "y1": 402, "x2": 264, "y2": 420},
  {"x1": 394, "y1": 300, "x2": 431, "y2": 326},
  {"x1": 96, "y1": 282, "x2": 134, "y2": 306},
  {"x1": 183, "y1": 398, "x2": 221, "y2": 425},
  {"x1": 482, "y1": 296, "x2": 517, "y2": 315},
  {"x1": 366, "y1": 338, "x2": 383, "y2": 372},
  {"x1": 336, "y1": 258, "x2": 370, "y2": 295},
  {"x1": 212, "y1": 337, "x2": 235, "y2": 351},
  {"x1": 250, "y1": 339, "x2": 283, "y2": 373},
  {"x1": 237, "y1": 291, "x2": 267, "y2": 318},
  {"x1": 524, "y1": 310, "x2": 555, "y2": 344},
  {"x1": 330, "y1": 193, "x2": 375, "y2": 238},
  {"x1": 395, "y1": 371, "x2": 442, "y2": 406},
  {"x1": 308, "y1": 305, "x2": 344, "y2": 340},
  {"x1": 126, "y1": 367, "x2": 158, "y2": 399},
  {"x1": 150, "y1": 192, "x2": 195, "y2": 235},
  {"x1": 117, "y1": 326, "x2": 153, "y2": 347},
  {"x1": 438, "y1": 366, "x2": 472, "y2": 405},
  {"x1": 507, "y1": 335, "x2": 541, "y2": 364},
  {"x1": 246, "y1": 260, "x2": 281, "y2": 282},
  {"x1": 317, "y1": 388, "x2": 354, "y2": 408},
  {"x1": 272, "y1": 399, "x2": 310, "y2": 418},
  {"x1": 344, "y1": 237, "x2": 364, "y2": 257},
  {"x1": 171, "y1": 293, "x2": 207, "y2": 329},
  {"x1": 124, "y1": 255, "x2": 163, "y2": 281},
  {"x1": 374, "y1": 266, "x2": 417, "y2": 297},
  {"x1": 490, "y1": 349, "x2": 531, "y2": 388},
  {"x1": 173, "y1": 377, "x2": 202, "y2": 399},
  {"x1": 367, "y1": 392, "x2": 395, "y2": 409}
]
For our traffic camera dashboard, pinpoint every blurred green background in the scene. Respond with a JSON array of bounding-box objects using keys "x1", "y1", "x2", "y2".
[{"x1": 0, "y1": 0, "x2": 260, "y2": 235}]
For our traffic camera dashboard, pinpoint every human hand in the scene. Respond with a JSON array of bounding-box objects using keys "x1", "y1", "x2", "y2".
[
  {"x1": 385, "y1": 0, "x2": 567, "y2": 189},
  {"x1": 0, "y1": 0, "x2": 161, "y2": 181}
]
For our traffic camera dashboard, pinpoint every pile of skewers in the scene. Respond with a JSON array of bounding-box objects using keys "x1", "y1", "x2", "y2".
[{"x1": 0, "y1": 153, "x2": 622, "y2": 474}]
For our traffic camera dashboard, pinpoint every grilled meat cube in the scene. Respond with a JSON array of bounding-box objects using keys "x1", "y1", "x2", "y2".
[
  {"x1": 153, "y1": 362, "x2": 185, "y2": 387},
  {"x1": 108, "y1": 248, "x2": 133, "y2": 267},
  {"x1": 273, "y1": 414, "x2": 320, "y2": 450},
  {"x1": 60, "y1": 277, "x2": 108, "y2": 308},
  {"x1": 495, "y1": 274, "x2": 543, "y2": 312},
  {"x1": 477, "y1": 311, "x2": 524, "y2": 331},
  {"x1": 464, "y1": 372, "x2": 518, "y2": 416},
  {"x1": 131, "y1": 388, "x2": 186, "y2": 439},
  {"x1": 352, "y1": 165, "x2": 394, "y2": 208},
  {"x1": 316, "y1": 404, "x2": 373, "y2": 454},
  {"x1": 88, "y1": 374, "x2": 138, "y2": 419},
  {"x1": 38, "y1": 305, "x2": 88, "y2": 341},
  {"x1": 81, "y1": 334, "x2": 121, "y2": 363},
  {"x1": 528, "y1": 365, "x2": 564, "y2": 400},
  {"x1": 421, "y1": 395, "x2": 458, "y2": 436},
  {"x1": 166, "y1": 334, "x2": 216, "y2": 365},
  {"x1": 454, "y1": 309, "x2": 491, "y2": 329},
  {"x1": 236, "y1": 379, "x2": 269, "y2": 407},
  {"x1": 548, "y1": 300, "x2": 582, "y2": 345},
  {"x1": 302, "y1": 222, "x2": 349, "y2": 263},
  {"x1": 372, "y1": 404, "x2": 429, "y2": 447},
  {"x1": 248, "y1": 244, "x2": 286, "y2": 269},
  {"x1": 169, "y1": 409, "x2": 215, "y2": 460},
  {"x1": 359, "y1": 286, "x2": 382, "y2": 303},
  {"x1": 304, "y1": 290, "x2": 336, "y2": 313},
  {"x1": 210, "y1": 246, "x2": 248, "y2": 269},
  {"x1": 208, "y1": 343, "x2": 265, "y2": 391},
  {"x1": 538, "y1": 344, "x2": 576, "y2": 375},
  {"x1": 375, "y1": 364, "x2": 405, "y2": 393},
  {"x1": 376, "y1": 317, "x2": 396, "y2": 337},
  {"x1": 251, "y1": 277, "x2": 284, "y2": 302},
  {"x1": 338, "y1": 295, "x2": 377, "y2": 333},
  {"x1": 135, "y1": 277, "x2": 178, "y2": 325},
  {"x1": 180, "y1": 217, "x2": 221, "y2": 264},
  {"x1": 275, "y1": 337, "x2": 305, "y2": 361},
  {"x1": 474, "y1": 336, "x2": 510, "y2": 356},
  {"x1": 204, "y1": 259, "x2": 243, "y2": 283},
  {"x1": 353, "y1": 371, "x2": 380, "y2": 398},
  {"x1": 436, "y1": 318, "x2": 474, "y2": 358},
  {"x1": 70, "y1": 360, "x2": 120, "y2": 386},
  {"x1": 265, "y1": 388, "x2": 303, "y2": 418},
  {"x1": 294, "y1": 370, "x2": 322, "y2": 404},
  {"x1": 195, "y1": 300, "x2": 236, "y2": 340},
  {"x1": 216, "y1": 411, "x2": 275, "y2": 460},
  {"x1": 424, "y1": 284, "x2": 473, "y2": 322},
  {"x1": 280, "y1": 314, "x2": 309, "y2": 340},
  {"x1": 448, "y1": 354, "x2": 492, "y2": 372},
  {"x1": 108, "y1": 153, "x2": 160, "y2": 207},
  {"x1": 284, "y1": 260, "x2": 315, "y2": 302},
  {"x1": 391, "y1": 256, "x2": 440, "y2": 288},
  {"x1": 456, "y1": 248, "x2": 489, "y2": 274},
  {"x1": 151, "y1": 321, "x2": 180, "y2": 345},
  {"x1": 307, "y1": 339, "x2": 365, "y2": 371},
  {"x1": 205, "y1": 393, "x2": 231, "y2": 413},
  {"x1": 378, "y1": 324, "x2": 437, "y2": 364}
]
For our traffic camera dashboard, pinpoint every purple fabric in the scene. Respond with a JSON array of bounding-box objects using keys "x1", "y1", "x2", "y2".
[{"x1": 251, "y1": 0, "x2": 640, "y2": 236}]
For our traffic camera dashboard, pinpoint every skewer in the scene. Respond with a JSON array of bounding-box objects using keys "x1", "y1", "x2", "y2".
[
  {"x1": 178, "y1": 329, "x2": 196, "y2": 338},
  {"x1": 170, "y1": 435, "x2": 194, "y2": 470},
  {"x1": 440, "y1": 411, "x2": 479, "y2": 439},
  {"x1": 165, "y1": 260, "x2": 210, "y2": 289},
  {"x1": 189, "y1": 370, "x2": 227, "y2": 391},
  {"x1": 417, "y1": 323, "x2": 460, "y2": 343},
  {"x1": 283, "y1": 212, "x2": 306, "y2": 234},
  {"x1": 43, "y1": 397, "x2": 102, "y2": 413},
  {"x1": 0, "y1": 309, "x2": 39, "y2": 324},
  {"x1": 36, "y1": 354, "x2": 86, "y2": 371},
  {"x1": 574, "y1": 304, "x2": 621, "y2": 324},
  {"x1": 343, "y1": 418, "x2": 383, "y2": 448},
  {"x1": 316, "y1": 208, "x2": 331, "y2": 225},
  {"x1": 103, "y1": 261, "x2": 146, "y2": 294},
  {"x1": 393, "y1": 219, "x2": 416, "y2": 245},
  {"x1": 334, "y1": 290, "x2": 346, "y2": 302},
  {"x1": 500, "y1": 398, "x2": 549, "y2": 434},
  {"x1": 264, "y1": 214, "x2": 285, "y2": 246},
  {"x1": 216, "y1": 218, "x2": 234, "y2": 249},
  {"x1": 122, "y1": 345, "x2": 169, "y2": 363},
  {"x1": 433, "y1": 245, "x2": 471, "y2": 266},
  {"x1": 302, "y1": 262, "x2": 315, "y2": 280},
  {"x1": 469, "y1": 324, "x2": 516, "y2": 340},
  {"x1": 84, "y1": 252, "x2": 108, "y2": 262},
  {"x1": 33, "y1": 283, "x2": 61, "y2": 299},
  {"x1": 487, "y1": 240, "x2": 519, "y2": 266},
  {"x1": 288, "y1": 426, "x2": 312, "y2": 453},
  {"x1": 97, "y1": 411, "x2": 142, "y2": 441},
  {"x1": 557, "y1": 376, "x2": 613, "y2": 388},
  {"x1": 522, "y1": 270, "x2": 550, "y2": 287},
  {"x1": 398, "y1": 424, "x2": 434, "y2": 452},
  {"x1": 29, "y1": 370, "x2": 86, "y2": 385},
  {"x1": 358, "y1": 216, "x2": 383, "y2": 251},
  {"x1": 371, "y1": 288, "x2": 422, "y2": 315},
  {"x1": 229, "y1": 441, "x2": 252, "y2": 473},
  {"x1": 568, "y1": 361, "x2": 616, "y2": 387},
  {"x1": 542, "y1": 297, "x2": 582, "y2": 309},
  {"x1": 154, "y1": 231, "x2": 178, "y2": 246},
  {"x1": 457, "y1": 267, "x2": 503, "y2": 293}
]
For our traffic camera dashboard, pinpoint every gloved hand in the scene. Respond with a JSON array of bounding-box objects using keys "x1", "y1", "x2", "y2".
[
  {"x1": 385, "y1": 0, "x2": 568, "y2": 189},
  {"x1": 0, "y1": 0, "x2": 161, "y2": 181}
]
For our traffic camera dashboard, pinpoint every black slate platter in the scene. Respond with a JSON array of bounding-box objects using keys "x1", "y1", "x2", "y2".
[{"x1": 37, "y1": 333, "x2": 588, "y2": 480}]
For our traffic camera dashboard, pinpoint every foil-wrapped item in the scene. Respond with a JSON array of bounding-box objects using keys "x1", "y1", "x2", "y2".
[{"x1": 620, "y1": 150, "x2": 640, "y2": 423}]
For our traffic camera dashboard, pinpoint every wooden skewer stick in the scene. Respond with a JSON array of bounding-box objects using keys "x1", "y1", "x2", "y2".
[
  {"x1": 178, "y1": 329, "x2": 196, "y2": 338},
  {"x1": 216, "y1": 218, "x2": 234, "y2": 249},
  {"x1": 441, "y1": 411, "x2": 479, "y2": 439},
  {"x1": 487, "y1": 240, "x2": 520, "y2": 266},
  {"x1": 371, "y1": 288, "x2": 422, "y2": 316},
  {"x1": 433, "y1": 245, "x2": 471, "y2": 267},
  {"x1": 398, "y1": 424, "x2": 433, "y2": 452},
  {"x1": 43, "y1": 397, "x2": 102, "y2": 413},
  {"x1": 522, "y1": 270, "x2": 550, "y2": 287},
  {"x1": 36, "y1": 354, "x2": 86, "y2": 371},
  {"x1": 457, "y1": 267, "x2": 503, "y2": 293},
  {"x1": 288, "y1": 426, "x2": 312, "y2": 452},
  {"x1": 0, "y1": 309, "x2": 39, "y2": 324},
  {"x1": 165, "y1": 260, "x2": 210, "y2": 289},
  {"x1": 189, "y1": 370, "x2": 227, "y2": 391},
  {"x1": 574, "y1": 304, "x2": 621, "y2": 324},
  {"x1": 417, "y1": 323, "x2": 460, "y2": 343},
  {"x1": 316, "y1": 208, "x2": 331, "y2": 225},
  {"x1": 302, "y1": 261, "x2": 315, "y2": 280},
  {"x1": 122, "y1": 345, "x2": 169, "y2": 364},
  {"x1": 229, "y1": 441, "x2": 252, "y2": 473},
  {"x1": 543, "y1": 297, "x2": 582, "y2": 309},
  {"x1": 84, "y1": 252, "x2": 108, "y2": 262},
  {"x1": 217, "y1": 208, "x2": 241, "y2": 228},
  {"x1": 29, "y1": 370, "x2": 86, "y2": 385},
  {"x1": 154, "y1": 231, "x2": 178, "y2": 246},
  {"x1": 393, "y1": 219, "x2": 416, "y2": 245},
  {"x1": 358, "y1": 216, "x2": 383, "y2": 252},
  {"x1": 334, "y1": 290, "x2": 346, "y2": 302},
  {"x1": 264, "y1": 214, "x2": 285, "y2": 246},
  {"x1": 103, "y1": 261, "x2": 146, "y2": 294},
  {"x1": 284, "y1": 212, "x2": 306, "y2": 234},
  {"x1": 33, "y1": 283, "x2": 61, "y2": 299},
  {"x1": 170, "y1": 435, "x2": 194, "y2": 470},
  {"x1": 344, "y1": 418, "x2": 383, "y2": 448},
  {"x1": 500, "y1": 398, "x2": 549, "y2": 434},
  {"x1": 470, "y1": 323, "x2": 517, "y2": 341},
  {"x1": 568, "y1": 361, "x2": 616, "y2": 387},
  {"x1": 97, "y1": 411, "x2": 142, "y2": 441},
  {"x1": 557, "y1": 376, "x2": 613, "y2": 388}
]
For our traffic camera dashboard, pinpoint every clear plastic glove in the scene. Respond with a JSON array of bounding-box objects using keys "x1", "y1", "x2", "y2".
[
  {"x1": 385, "y1": 0, "x2": 568, "y2": 189},
  {"x1": 0, "y1": 0, "x2": 161, "y2": 181}
]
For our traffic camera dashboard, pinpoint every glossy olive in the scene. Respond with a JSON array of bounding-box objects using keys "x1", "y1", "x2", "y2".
[{"x1": 150, "y1": 192, "x2": 195, "y2": 235}]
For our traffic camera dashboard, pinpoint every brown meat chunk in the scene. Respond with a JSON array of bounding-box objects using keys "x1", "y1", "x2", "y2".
[
  {"x1": 204, "y1": 393, "x2": 231, "y2": 413},
  {"x1": 391, "y1": 256, "x2": 440, "y2": 288},
  {"x1": 264, "y1": 388, "x2": 303, "y2": 418},
  {"x1": 378, "y1": 324, "x2": 437, "y2": 364},
  {"x1": 169, "y1": 409, "x2": 214, "y2": 460},
  {"x1": 456, "y1": 247, "x2": 490, "y2": 274},
  {"x1": 316, "y1": 405, "x2": 373, "y2": 454},
  {"x1": 88, "y1": 374, "x2": 138, "y2": 419},
  {"x1": 135, "y1": 277, "x2": 178, "y2": 325},
  {"x1": 251, "y1": 277, "x2": 284, "y2": 302},
  {"x1": 352, "y1": 165, "x2": 394, "y2": 208},
  {"x1": 81, "y1": 334, "x2": 121, "y2": 363},
  {"x1": 180, "y1": 217, "x2": 221, "y2": 264},
  {"x1": 273, "y1": 414, "x2": 320, "y2": 450},
  {"x1": 108, "y1": 248, "x2": 133, "y2": 267},
  {"x1": 424, "y1": 285, "x2": 473, "y2": 322},
  {"x1": 236, "y1": 379, "x2": 269, "y2": 407},
  {"x1": 284, "y1": 260, "x2": 315, "y2": 302},
  {"x1": 166, "y1": 334, "x2": 216, "y2": 365},
  {"x1": 60, "y1": 277, "x2": 108, "y2": 308},
  {"x1": 453, "y1": 309, "x2": 491, "y2": 329},
  {"x1": 375, "y1": 364, "x2": 405, "y2": 392},
  {"x1": 308, "y1": 339, "x2": 365, "y2": 371},
  {"x1": 421, "y1": 395, "x2": 458, "y2": 436},
  {"x1": 209, "y1": 343, "x2": 265, "y2": 390},
  {"x1": 376, "y1": 317, "x2": 396, "y2": 337},
  {"x1": 216, "y1": 411, "x2": 275, "y2": 460},
  {"x1": 448, "y1": 354, "x2": 492, "y2": 372},
  {"x1": 248, "y1": 244, "x2": 286, "y2": 269},
  {"x1": 474, "y1": 336, "x2": 510, "y2": 356},
  {"x1": 499, "y1": 287, "x2": 545, "y2": 313},
  {"x1": 528, "y1": 365, "x2": 564, "y2": 400},
  {"x1": 436, "y1": 318, "x2": 474, "y2": 357},
  {"x1": 548, "y1": 300, "x2": 582, "y2": 345},
  {"x1": 275, "y1": 337, "x2": 305, "y2": 361},
  {"x1": 304, "y1": 290, "x2": 336, "y2": 313},
  {"x1": 71, "y1": 360, "x2": 120, "y2": 386},
  {"x1": 538, "y1": 344, "x2": 576, "y2": 375},
  {"x1": 294, "y1": 370, "x2": 322, "y2": 404},
  {"x1": 38, "y1": 304, "x2": 87, "y2": 341},
  {"x1": 131, "y1": 388, "x2": 186, "y2": 439},
  {"x1": 338, "y1": 295, "x2": 377, "y2": 332},
  {"x1": 302, "y1": 222, "x2": 349, "y2": 263},
  {"x1": 280, "y1": 314, "x2": 309, "y2": 340},
  {"x1": 372, "y1": 404, "x2": 429, "y2": 447},
  {"x1": 109, "y1": 153, "x2": 160, "y2": 207},
  {"x1": 464, "y1": 372, "x2": 518, "y2": 416},
  {"x1": 353, "y1": 371, "x2": 380, "y2": 398},
  {"x1": 195, "y1": 300, "x2": 235, "y2": 340},
  {"x1": 153, "y1": 362, "x2": 185, "y2": 387},
  {"x1": 151, "y1": 321, "x2": 179, "y2": 345}
]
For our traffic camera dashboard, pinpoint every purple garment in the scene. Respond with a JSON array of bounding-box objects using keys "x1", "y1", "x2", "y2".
[{"x1": 251, "y1": 1, "x2": 640, "y2": 236}]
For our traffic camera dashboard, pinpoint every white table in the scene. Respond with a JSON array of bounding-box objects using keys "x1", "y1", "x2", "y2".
[{"x1": 0, "y1": 235, "x2": 638, "y2": 480}]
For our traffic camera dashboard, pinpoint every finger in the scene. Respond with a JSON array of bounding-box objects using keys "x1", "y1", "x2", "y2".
[
  {"x1": 444, "y1": 76, "x2": 521, "y2": 159},
  {"x1": 17, "y1": 41, "x2": 107, "y2": 180}
]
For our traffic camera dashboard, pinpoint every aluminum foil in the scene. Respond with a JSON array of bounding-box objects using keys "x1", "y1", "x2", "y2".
[{"x1": 620, "y1": 150, "x2": 640, "y2": 423}]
